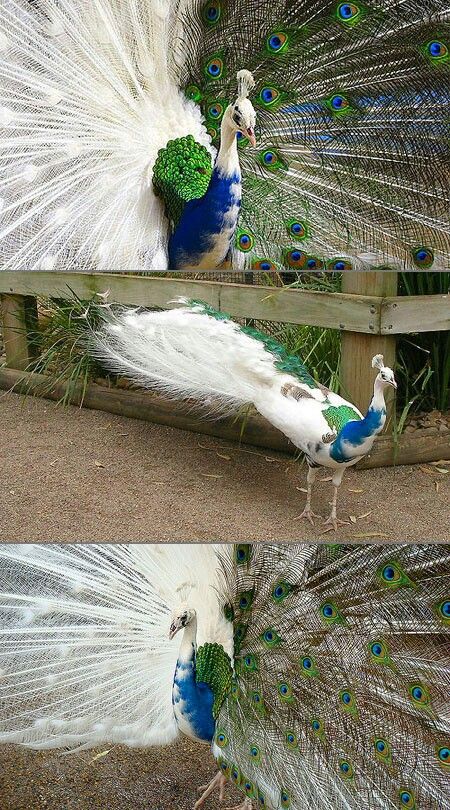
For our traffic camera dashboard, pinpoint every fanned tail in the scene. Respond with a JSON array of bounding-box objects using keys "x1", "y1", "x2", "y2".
[
  {"x1": 0, "y1": 544, "x2": 223, "y2": 750},
  {"x1": 215, "y1": 544, "x2": 450, "y2": 810},
  {"x1": 0, "y1": 0, "x2": 211, "y2": 273},
  {"x1": 178, "y1": 0, "x2": 450, "y2": 271}
]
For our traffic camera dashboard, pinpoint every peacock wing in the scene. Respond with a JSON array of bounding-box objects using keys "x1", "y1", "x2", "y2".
[
  {"x1": 0, "y1": 544, "x2": 222, "y2": 750},
  {"x1": 177, "y1": 0, "x2": 450, "y2": 272},
  {"x1": 214, "y1": 544, "x2": 450, "y2": 810}
]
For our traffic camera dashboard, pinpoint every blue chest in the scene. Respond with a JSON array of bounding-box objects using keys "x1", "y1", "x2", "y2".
[
  {"x1": 172, "y1": 657, "x2": 215, "y2": 743},
  {"x1": 330, "y1": 407, "x2": 385, "y2": 463},
  {"x1": 168, "y1": 166, "x2": 241, "y2": 269}
]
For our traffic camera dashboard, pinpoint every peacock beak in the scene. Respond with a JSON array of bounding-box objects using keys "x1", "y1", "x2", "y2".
[{"x1": 246, "y1": 128, "x2": 256, "y2": 147}]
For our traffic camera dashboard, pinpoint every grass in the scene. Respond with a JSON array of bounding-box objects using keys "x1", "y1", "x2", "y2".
[{"x1": 20, "y1": 291, "x2": 109, "y2": 406}]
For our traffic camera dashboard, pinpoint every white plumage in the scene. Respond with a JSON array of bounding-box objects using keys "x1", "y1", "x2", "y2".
[
  {"x1": 0, "y1": 0, "x2": 212, "y2": 273},
  {"x1": 0, "y1": 543, "x2": 229, "y2": 750}
]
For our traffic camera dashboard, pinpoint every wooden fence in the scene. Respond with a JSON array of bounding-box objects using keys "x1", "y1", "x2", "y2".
[{"x1": 1, "y1": 270, "x2": 449, "y2": 467}]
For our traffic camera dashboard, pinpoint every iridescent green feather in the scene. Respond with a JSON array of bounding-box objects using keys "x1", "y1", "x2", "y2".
[
  {"x1": 152, "y1": 136, "x2": 212, "y2": 225},
  {"x1": 196, "y1": 642, "x2": 233, "y2": 718}
]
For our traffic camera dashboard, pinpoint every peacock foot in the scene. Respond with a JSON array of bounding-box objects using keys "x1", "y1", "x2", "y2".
[
  {"x1": 194, "y1": 772, "x2": 227, "y2": 808},
  {"x1": 296, "y1": 507, "x2": 322, "y2": 526},
  {"x1": 322, "y1": 514, "x2": 350, "y2": 532},
  {"x1": 224, "y1": 801, "x2": 253, "y2": 810}
]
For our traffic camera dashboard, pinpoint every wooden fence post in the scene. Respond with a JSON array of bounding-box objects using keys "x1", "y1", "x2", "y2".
[
  {"x1": 340, "y1": 273, "x2": 398, "y2": 419},
  {"x1": 1, "y1": 294, "x2": 38, "y2": 370}
]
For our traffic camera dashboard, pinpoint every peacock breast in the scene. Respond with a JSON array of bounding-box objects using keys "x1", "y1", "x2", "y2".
[{"x1": 172, "y1": 658, "x2": 216, "y2": 744}]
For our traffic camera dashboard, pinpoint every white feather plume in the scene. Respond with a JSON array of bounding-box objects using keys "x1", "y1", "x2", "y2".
[{"x1": 0, "y1": 0, "x2": 211, "y2": 274}]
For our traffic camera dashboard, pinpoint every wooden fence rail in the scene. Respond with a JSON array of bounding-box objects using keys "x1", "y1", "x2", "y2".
[{"x1": 1, "y1": 271, "x2": 449, "y2": 467}]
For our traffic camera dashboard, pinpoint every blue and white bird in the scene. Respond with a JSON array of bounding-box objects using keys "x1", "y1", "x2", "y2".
[
  {"x1": 89, "y1": 298, "x2": 397, "y2": 528},
  {"x1": 0, "y1": 544, "x2": 448, "y2": 810}
]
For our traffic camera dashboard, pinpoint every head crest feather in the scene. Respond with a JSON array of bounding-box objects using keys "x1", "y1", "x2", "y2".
[
  {"x1": 372, "y1": 354, "x2": 385, "y2": 370},
  {"x1": 237, "y1": 69, "x2": 255, "y2": 98}
]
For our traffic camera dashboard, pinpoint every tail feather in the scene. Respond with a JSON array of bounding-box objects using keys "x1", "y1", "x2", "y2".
[
  {"x1": 215, "y1": 544, "x2": 450, "y2": 810},
  {"x1": 90, "y1": 302, "x2": 281, "y2": 414}
]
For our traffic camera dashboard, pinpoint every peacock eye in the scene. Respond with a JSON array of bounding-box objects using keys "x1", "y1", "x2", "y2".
[
  {"x1": 399, "y1": 790, "x2": 416, "y2": 808},
  {"x1": 427, "y1": 40, "x2": 448, "y2": 59},
  {"x1": 377, "y1": 560, "x2": 415, "y2": 590},
  {"x1": 438, "y1": 599, "x2": 450, "y2": 620},
  {"x1": 328, "y1": 257, "x2": 352, "y2": 272},
  {"x1": 207, "y1": 102, "x2": 224, "y2": 120},
  {"x1": 267, "y1": 31, "x2": 288, "y2": 54},
  {"x1": 307, "y1": 256, "x2": 323, "y2": 270},
  {"x1": 272, "y1": 581, "x2": 292, "y2": 602},
  {"x1": 259, "y1": 86, "x2": 281, "y2": 107},
  {"x1": 252, "y1": 259, "x2": 276, "y2": 272},
  {"x1": 409, "y1": 682, "x2": 431, "y2": 708},
  {"x1": 285, "y1": 248, "x2": 307, "y2": 268},
  {"x1": 285, "y1": 730, "x2": 297, "y2": 748},
  {"x1": 215, "y1": 729, "x2": 228, "y2": 747},
  {"x1": 412, "y1": 246, "x2": 434, "y2": 268},
  {"x1": 280, "y1": 790, "x2": 291, "y2": 808},
  {"x1": 287, "y1": 219, "x2": 307, "y2": 240},
  {"x1": 328, "y1": 93, "x2": 350, "y2": 112},
  {"x1": 205, "y1": 56, "x2": 224, "y2": 79},
  {"x1": 185, "y1": 84, "x2": 203, "y2": 103},
  {"x1": 437, "y1": 746, "x2": 450, "y2": 764},
  {"x1": 337, "y1": 2, "x2": 361, "y2": 22},
  {"x1": 236, "y1": 230, "x2": 254, "y2": 252},
  {"x1": 202, "y1": 1, "x2": 221, "y2": 25}
]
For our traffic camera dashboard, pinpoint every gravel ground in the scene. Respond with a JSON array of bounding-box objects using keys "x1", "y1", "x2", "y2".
[
  {"x1": 0, "y1": 740, "x2": 240, "y2": 810},
  {"x1": 1, "y1": 392, "x2": 449, "y2": 541}
]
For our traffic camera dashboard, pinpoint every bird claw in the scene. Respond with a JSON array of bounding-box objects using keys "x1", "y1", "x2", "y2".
[
  {"x1": 193, "y1": 772, "x2": 227, "y2": 808},
  {"x1": 322, "y1": 515, "x2": 350, "y2": 532},
  {"x1": 296, "y1": 508, "x2": 321, "y2": 526}
]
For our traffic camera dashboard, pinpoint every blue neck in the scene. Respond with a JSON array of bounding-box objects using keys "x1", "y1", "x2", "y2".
[
  {"x1": 330, "y1": 391, "x2": 386, "y2": 463},
  {"x1": 172, "y1": 643, "x2": 215, "y2": 743}
]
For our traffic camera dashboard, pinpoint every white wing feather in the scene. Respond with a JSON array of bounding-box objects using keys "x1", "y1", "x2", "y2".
[{"x1": 0, "y1": 544, "x2": 228, "y2": 750}]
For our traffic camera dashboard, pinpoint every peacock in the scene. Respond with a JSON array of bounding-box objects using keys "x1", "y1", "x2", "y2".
[
  {"x1": 0, "y1": 0, "x2": 449, "y2": 273},
  {"x1": 88, "y1": 297, "x2": 397, "y2": 529},
  {"x1": 0, "y1": 543, "x2": 448, "y2": 810}
]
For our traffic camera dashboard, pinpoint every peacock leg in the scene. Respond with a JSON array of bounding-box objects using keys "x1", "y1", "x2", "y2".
[
  {"x1": 296, "y1": 466, "x2": 321, "y2": 525},
  {"x1": 194, "y1": 771, "x2": 227, "y2": 808},
  {"x1": 323, "y1": 469, "x2": 349, "y2": 531}
]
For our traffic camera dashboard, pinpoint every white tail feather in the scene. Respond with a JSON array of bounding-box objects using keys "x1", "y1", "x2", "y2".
[
  {"x1": 90, "y1": 303, "x2": 280, "y2": 414},
  {"x1": 0, "y1": 0, "x2": 212, "y2": 273}
]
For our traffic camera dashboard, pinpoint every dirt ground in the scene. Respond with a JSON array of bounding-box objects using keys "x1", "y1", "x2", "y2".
[
  {"x1": 1, "y1": 392, "x2": 449, "y2": 541},
  {"x1": 0, "y1": 739, "x2": 239, "y2": 810}
]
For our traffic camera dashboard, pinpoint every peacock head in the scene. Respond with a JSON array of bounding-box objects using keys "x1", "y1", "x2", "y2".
[
  {"x1": 223, "y1": 69, "x2": 257, "y2": 146},
  {"x1": 372, "y1": 355, "x2": 397, "y2": 389},
  {"x1": 169, "y1": 606, "x2": 197, "y2": 639}
]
